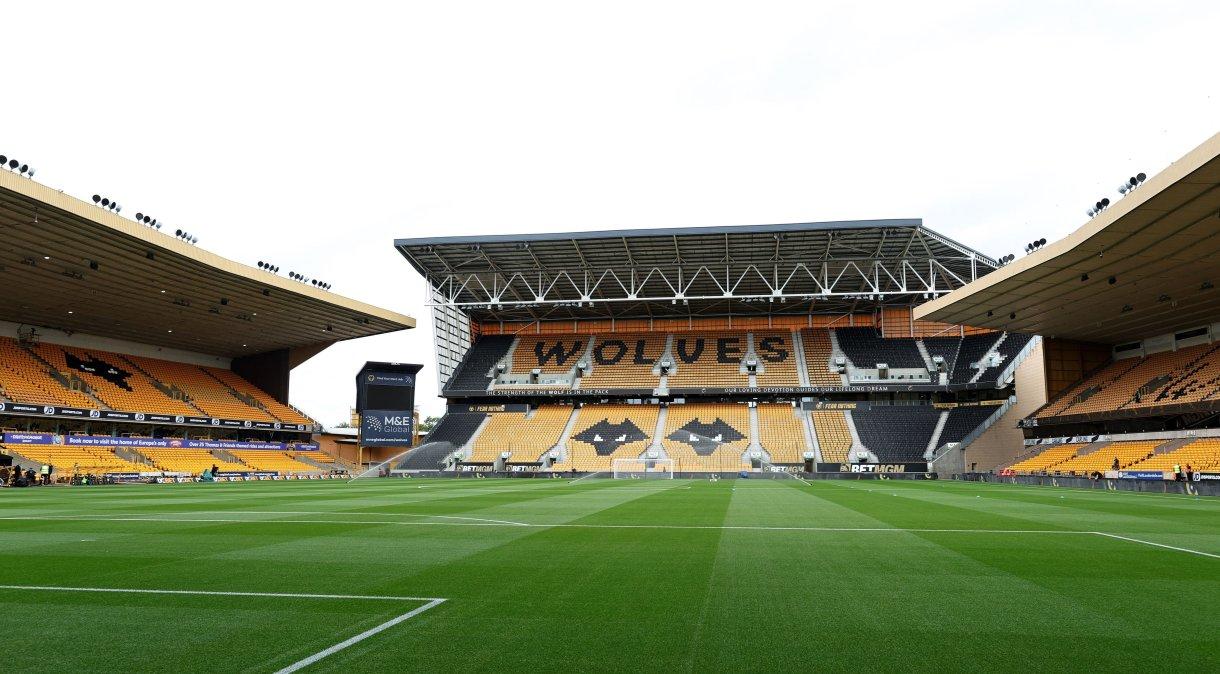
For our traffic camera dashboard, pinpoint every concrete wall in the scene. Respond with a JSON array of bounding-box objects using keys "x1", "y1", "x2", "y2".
[{"x1": 964, "y1": 340, "x2": 1048, "y2": 472}]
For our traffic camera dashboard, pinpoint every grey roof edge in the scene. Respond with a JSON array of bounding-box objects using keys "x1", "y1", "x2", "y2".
[
  {"x1": 394, "y1": 218, "x2": 924, "y2": 248},
  {"x1": 916, "y1": 226, "x2": 999, "y2": 267}
]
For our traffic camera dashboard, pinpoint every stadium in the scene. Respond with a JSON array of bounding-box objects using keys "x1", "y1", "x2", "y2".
[{"x1": 1, "y1": 131, "x2": 1218, "y2": 672}]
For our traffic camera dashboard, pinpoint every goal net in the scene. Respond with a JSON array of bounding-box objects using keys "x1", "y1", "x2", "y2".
[{"x1": 612, "y1": 458, "x2": 674, "y2": 479}]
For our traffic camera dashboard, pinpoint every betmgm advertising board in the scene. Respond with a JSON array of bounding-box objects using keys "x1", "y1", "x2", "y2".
[{"x1": 356, "y1": 362, "x2": 423, "y2": 448}]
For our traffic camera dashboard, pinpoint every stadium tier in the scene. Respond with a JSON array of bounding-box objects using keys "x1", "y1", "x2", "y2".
[
  {"x1": 3, "y1": 443, "x2": 148, "y2": 475},
  {"x1": 398, "y1": 398, "x2": 997, "y2": 473},
  {"x1": 439, "y1": 328, "x2": 1029, "y2": 395},
  {"x1": 0, "y1": 336, "x2": 317, "y2": 427},
  {"x1": 0, "y1": 440, "x2": 338, "y2": 478},
  {"x1": 1005, "y1": 438, "x2": 1220, "y2": 476},
  {"x1": 1036, "y1": 342, "x2": 1220, "y2": 421}
]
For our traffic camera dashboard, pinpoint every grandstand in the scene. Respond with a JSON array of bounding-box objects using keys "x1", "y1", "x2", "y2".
[
  {"x1": 917, "y1": 131, "x2": 1220, "y2": 481},
  {"x1": 394, "y1": 134, "x2": 1220, "y2": 483},
  {"x1": 395, "y1": 219, "x2": 1031, "y2": 474},
  {"x1": 2, "y1": 442, "x2": 148, "y2": 475},
  {"x1": 0, "y1": 159, "x2": 414, "y2": 479}
]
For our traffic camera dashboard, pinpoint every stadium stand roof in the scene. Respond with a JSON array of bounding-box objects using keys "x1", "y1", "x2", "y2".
[
  {"x1": 916, "y1": 132, "x2": 1220, "y2": 344},
  {"x1": 0, "y1": 171, "x2": 414, "y2": 358},
  {"x1": 396, "y1": 219, "x2": 998, "y2": 321}
]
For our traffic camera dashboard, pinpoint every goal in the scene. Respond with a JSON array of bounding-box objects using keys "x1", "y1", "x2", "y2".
[{"x1": 612, "y1": 458, "x2": 674, "y2": 479}]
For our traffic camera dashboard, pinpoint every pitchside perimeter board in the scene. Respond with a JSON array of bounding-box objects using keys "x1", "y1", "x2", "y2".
[{"x1": 356, "y1": 362, "x2": 423, "y2": 448}]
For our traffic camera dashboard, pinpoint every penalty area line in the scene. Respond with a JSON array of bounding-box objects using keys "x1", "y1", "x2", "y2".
[
  {"x1": 0, "y1": 584, "x2": 440, "y2": 602},
  {"x1": 1091, "y1": 532, "x2": 1220, "y2": 560},
  {"x1": 275, "y1": 598, "x2": 446, "y2": 674},
  {"x1": 0, "y1": 585, "x2": 447, "y2": 674}
]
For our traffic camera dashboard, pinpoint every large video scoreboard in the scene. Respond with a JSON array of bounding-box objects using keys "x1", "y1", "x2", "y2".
[{"x1": 355, "y1": 362, "x2": 422, "y2": 448}]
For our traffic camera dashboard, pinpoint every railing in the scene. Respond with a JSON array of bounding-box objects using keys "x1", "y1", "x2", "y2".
[
  {"x1": 928, "y1": 395, "x2": 1017, "y2": 472},
  {"x1": 956, "y1": 395, "x2": 1017, "y2": 450},
  {"x1": 990, "y1": 334, "x2": 1039, "y2": 387}
]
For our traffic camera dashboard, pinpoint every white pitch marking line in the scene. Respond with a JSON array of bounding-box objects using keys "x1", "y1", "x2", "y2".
[
  {"x1": 275, "y1": 598, "x2": 446, "y2": 674},
  {"x1": 0, "y1": 585, "x2": 439, "y2": 601},
  {"x1": 0, "y1": 514, "x2": 1082, "y2": 534},
  {"x1": 1, "y1": 512, "x2": 530, "y2": 527},
  {"x1": 5, "y1": 514, "x2": 1218, "y2": 558},
  {"x1": 1090, "y1": 532, "x2": 1220, "y2": 560},
  {"x1": 0, "y1": 585, "x2": 448, "y2": 674},
  {"x1": 202, "y1": 511, "x2": 531, "y2": 527}
]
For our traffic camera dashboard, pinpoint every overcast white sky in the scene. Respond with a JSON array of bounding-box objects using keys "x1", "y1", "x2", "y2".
[{"x1": 5, "y1": 1, "x2": 1218, "y2": 424}]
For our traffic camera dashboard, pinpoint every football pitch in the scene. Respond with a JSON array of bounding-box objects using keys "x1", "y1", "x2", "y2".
[{"x1": 1, "y1": 478, "x2": 1216, "y2": 672}]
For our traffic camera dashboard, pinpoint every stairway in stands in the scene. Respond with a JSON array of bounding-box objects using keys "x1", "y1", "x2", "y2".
[{"x1": 925, "y1": 410, "x2": 949, "y2": 457}]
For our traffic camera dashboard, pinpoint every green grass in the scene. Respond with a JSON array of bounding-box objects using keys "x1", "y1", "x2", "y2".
[{"x1": 1, "y1": 478, "x2": 1217, "y2": 672}]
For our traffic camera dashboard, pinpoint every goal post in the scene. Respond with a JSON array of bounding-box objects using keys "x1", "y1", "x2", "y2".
[{"x1": 612, "y1": 458, "x2": 674, "y2": 479}]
